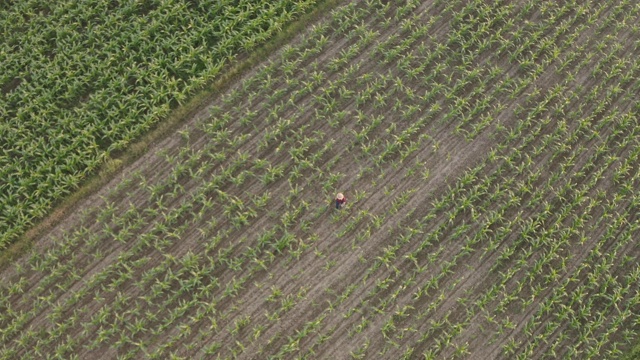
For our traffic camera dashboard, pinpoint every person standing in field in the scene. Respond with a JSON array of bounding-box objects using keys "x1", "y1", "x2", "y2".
[{"x1": 335, "y1": 193, "x2": 346, "y2": 209}]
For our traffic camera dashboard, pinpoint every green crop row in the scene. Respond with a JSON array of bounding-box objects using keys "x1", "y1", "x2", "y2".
[{"x1": 0, "y1": 0, "x2": 319, "y2": 250}]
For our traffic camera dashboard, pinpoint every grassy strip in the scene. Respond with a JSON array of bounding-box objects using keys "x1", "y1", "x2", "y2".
[{"x1": 0, "y1": 0, "x2": 343, "y2": 272}]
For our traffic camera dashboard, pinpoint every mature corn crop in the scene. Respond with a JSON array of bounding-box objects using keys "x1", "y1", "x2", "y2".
[{"x1": 0, "y1": 0, "x2": 318, "y2": 249}]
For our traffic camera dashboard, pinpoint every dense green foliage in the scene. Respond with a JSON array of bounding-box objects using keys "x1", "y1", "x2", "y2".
[{"x1": 0, "y1": 0, "x2": 317, "y2": 249}]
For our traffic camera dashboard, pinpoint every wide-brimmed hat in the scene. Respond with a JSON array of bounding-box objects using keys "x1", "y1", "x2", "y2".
[{"x1": 336, "y1": 193, "x2": 344, "y2": 200}]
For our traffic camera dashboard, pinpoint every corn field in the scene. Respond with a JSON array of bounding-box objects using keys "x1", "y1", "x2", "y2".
[
  {"x1": 0, "y1": 0, "x2": 318, "y2": 249},
  {"x1": 2, "y1": 0, "x2": 640, "y2": 359}
]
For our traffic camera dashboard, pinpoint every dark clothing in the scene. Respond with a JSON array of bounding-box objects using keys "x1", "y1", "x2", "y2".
[{"x1": 335, "y1": 197, "x2": 346, "y2": 209}]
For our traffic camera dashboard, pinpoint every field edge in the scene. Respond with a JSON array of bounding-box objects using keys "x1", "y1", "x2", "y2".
[{"x1": 0, "y1": 0, "x2": 342, "y2": 272}]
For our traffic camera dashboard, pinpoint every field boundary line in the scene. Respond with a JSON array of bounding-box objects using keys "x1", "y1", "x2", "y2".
[{"x1": 0, "y1": 0, "x2": 343, "y2": 271}]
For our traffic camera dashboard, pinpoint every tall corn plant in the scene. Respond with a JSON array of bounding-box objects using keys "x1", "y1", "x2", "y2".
[{"x1": 0, "y1": 0, "x2": 320, "y2": 250}]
